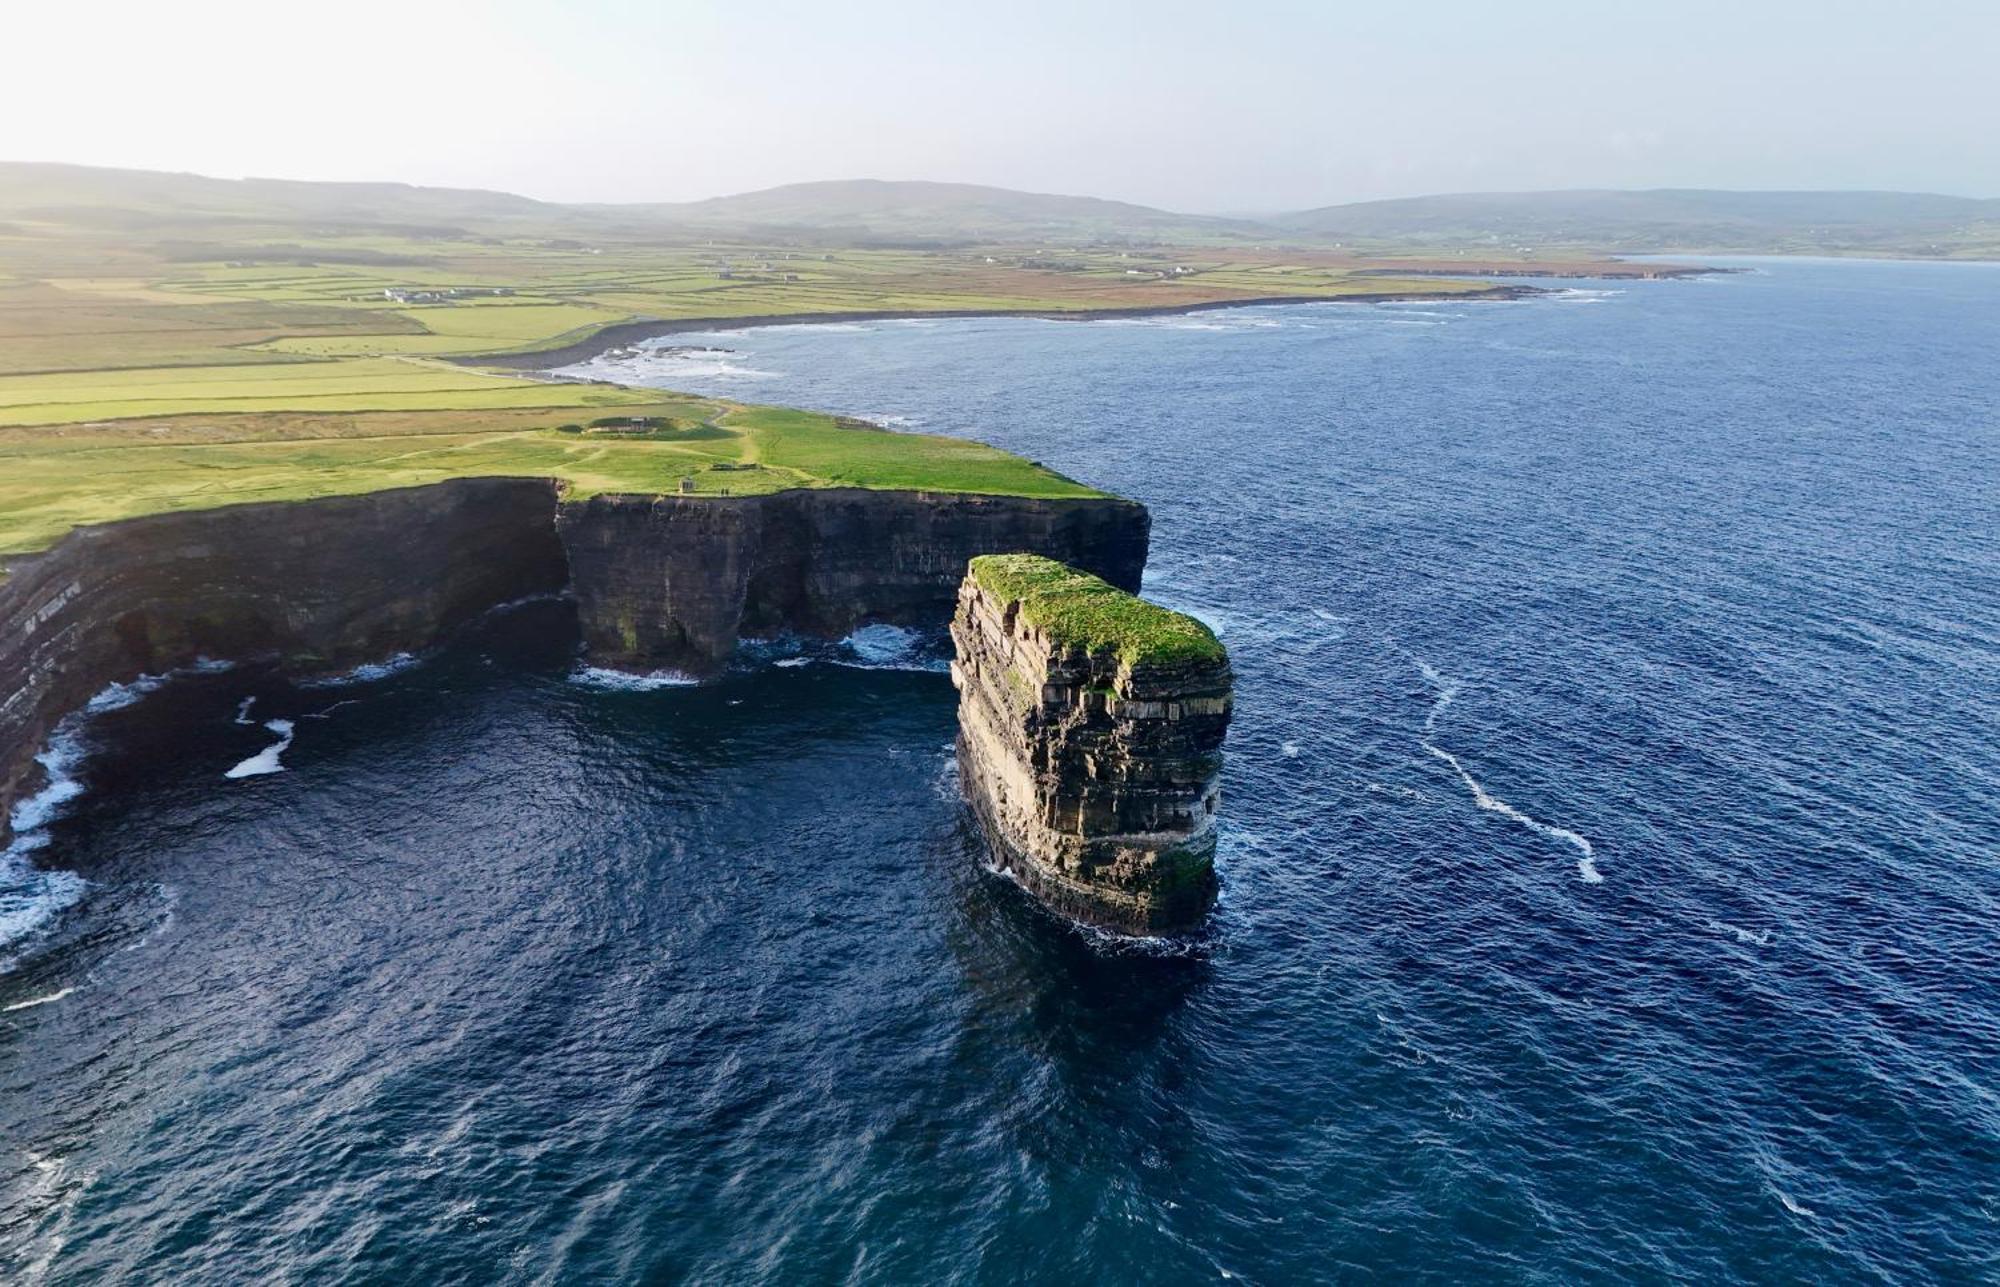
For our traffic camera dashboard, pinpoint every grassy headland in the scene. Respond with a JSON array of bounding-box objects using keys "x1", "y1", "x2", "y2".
[
  {"x1": 0, "y1": 401, "x2": 1103, "y2": 557},
  {"x1": 969, "y1": 554, "x2": 1225, "y2": 669}
]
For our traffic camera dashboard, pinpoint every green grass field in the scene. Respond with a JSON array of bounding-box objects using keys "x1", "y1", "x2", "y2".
[
  {"x1": 0, "y1": 401, "x2": 1104, "y2": 557},
  {"x1": 0, "y1": 184, "x2": 1517, "y2": 558}
]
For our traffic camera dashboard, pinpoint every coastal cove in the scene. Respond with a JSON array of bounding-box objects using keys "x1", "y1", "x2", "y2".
[{"x1": 2, "y1": 258, "x2": 1997, "y2": 1281}]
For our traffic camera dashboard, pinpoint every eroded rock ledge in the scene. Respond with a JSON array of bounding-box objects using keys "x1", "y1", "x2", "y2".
[
  {"x1": 950, "y1": 555, "x2": 1232, "y2": 935},
  {"x1": 1, "y1": 483, "x2": 1148, "y2": 848}
]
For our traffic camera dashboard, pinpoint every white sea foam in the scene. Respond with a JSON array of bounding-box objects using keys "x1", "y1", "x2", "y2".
[
  {"x1": 1424, "y1": 743, "x2": 1601, "y2": 882},
  {"x1": 7, "y1": 733, "x2": 88, "y2": 839},
  {"x1": 1281, "y1": 741, "x2": 1301, "y2": 758},
  {"x1": 835, "y1": 624, "x2": 947, "y2": 672},
  {"x1": 303, "y1": 652, "x2": 420, "y2": 687},
  {"x1": 1411, "y1": 657, "x2": 1459, "y2": 733},
  {"x1": 2, "y1": 727, "x2": 91, "y2": 956},
  {"x1": 773, "y1": 657, "x2": 812, "y2": 668},
  {"x1": 224, "y1": 720, "x2": 295, "y2": 779},
  {"x1": 1411, "y1": 656, "x2": 1599, "y2": 883},
  {"x1": 1712, "y1": 920, "x2": 1774, "y2": 946},
  {"x1": 648, "y1": 357, "x2": 781, "y2": 381},
  {"x1": 83, "y1": 675, "x2": 164, "y2": 714},
  {"x1": 1, "y1": 987, "x2": 74, "y2": 1013},
  {"x1": 0, "y1": 663, "x2": 242, "y2": 960},
  {"x1": 568, "y1": 665, "x2": 700, "y2": 690},
  {"x1": 232, "y1": 697, "x2": 257, "y2": 725}
]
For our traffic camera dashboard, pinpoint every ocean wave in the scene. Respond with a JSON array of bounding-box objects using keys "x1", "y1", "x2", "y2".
[
  {"x1": 1412, "y1": 657, "x2": 1599, "y2": 882},
  {"x1": 568, "y1": 665, "x2": 701, "y2": 691},
  {"x1": 1, "y1": 987, "x2": 74, "y2": 1013},
  {"x1": 0, "y1": 660, "x2": 233, "y2": 959},
  {"x1": 834, "y1": 624, "x2": 947, "y2": 672},
  {"x1": 746, "y1": 625, "x2": 950, "y2": 674},
  {"x1": 302, "y1": 652, "x2": 421, "y2": 687},
  {"x1": 223, "y1": 720, "x2": 295, "y2": 779},
  {"x1": 2, "y1": 729, "x2": 94, "y2": 962},
  {"x1": 1425, "y1": 743, "x2": 1602, "y2": 883}
]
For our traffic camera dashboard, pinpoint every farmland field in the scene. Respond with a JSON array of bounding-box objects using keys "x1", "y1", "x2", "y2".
[{"x1": 0, "y1": 172, "x2": 1550, "y2": 553}]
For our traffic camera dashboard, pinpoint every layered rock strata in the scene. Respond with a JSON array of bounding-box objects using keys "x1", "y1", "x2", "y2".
[
  {"x1": 557, "y1": 488, "x2": 1148, "y2": 675},
  {"x1": 950, "y1": 555, "x2": 1232, "y2": 934},
  {"x1": 1, "y1": 484, "x2": 1149, "y2": 847},
  {"x1": 0, "y1": 479, "x2": 569, "y2": 846}
]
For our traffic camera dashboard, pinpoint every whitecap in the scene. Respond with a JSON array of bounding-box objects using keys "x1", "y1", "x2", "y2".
[
  {"x1": 1711, "y1": 920, "x2": 1773, "y2": 946},
  {"x1": 303, "y1": 652, "x2": 420, "y2": 687},
  {"x1": 568, "y1": 665, "x2": 700, "y2": 690},
  {"x1": 1777, "y1": 1192, "x2": 1816, "y2": 1218},
  {"x1": 1, "y1": 987, "x2": 74, "y2": 1013},
  {"x1": 223, "y1": 720, "x2": 295, "y2": 779},
  {"x1": 1424, "y1": 742, "x2": 1601, "y2": 883},
  {"x1": 1281, "y1": 741, "x2": 1301, "y2": 758},
  {"x1": 773, "y1": 657, "x2": 812, "y2": 669},
  {"x1": 232, "y1": 697, "x2": 257, "y2": 726}
]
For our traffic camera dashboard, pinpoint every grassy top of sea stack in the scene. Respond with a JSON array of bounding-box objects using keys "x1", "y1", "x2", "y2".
[{"x1": 970, "y1": 554, "x2": 1226, "y2": 669}]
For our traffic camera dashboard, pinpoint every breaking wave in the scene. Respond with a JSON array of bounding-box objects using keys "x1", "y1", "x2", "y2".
[
  {"x1": 223, "y1": 720, "x2": 296, "y2": 779},
  {"x1": 303, "y1": 652, "x2": 421, "y2": 687},
  {"x1": 568, "y1": 666, "x2": 700, "y2": 691}
]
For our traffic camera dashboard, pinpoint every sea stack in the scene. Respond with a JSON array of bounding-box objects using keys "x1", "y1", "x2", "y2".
[{"x1": 950, "y1": 554, "x2": 1232, "y2": 934}]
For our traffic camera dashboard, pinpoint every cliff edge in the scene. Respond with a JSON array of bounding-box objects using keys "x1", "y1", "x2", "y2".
[
  {"x1": 950, "y1": 555, "x2": 1232, "y2": 935},
  {"x1": 0, "y1": 484, "x2": 1150, "y2": 850}
]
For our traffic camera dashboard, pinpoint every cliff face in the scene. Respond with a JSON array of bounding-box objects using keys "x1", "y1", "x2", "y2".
[
  {"x1": 1, "y1": 482, "x2": 1151, "y2": 848},
  {"x1": 0, "y1": 479, "x2": 568, "y2": 846},
  {"x1": 949, "y1": 561, "x2": 1232, "y2": 935},
  {"x1": 556, "y1": 489, "x2": 1148, "y2": 674}
]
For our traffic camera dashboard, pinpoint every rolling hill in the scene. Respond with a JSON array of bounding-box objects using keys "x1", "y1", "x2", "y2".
[
  {"x1": 0, "y1": 162, "x2": 1994, "y2": 256},
  {"x1": 1271, "y1": 189, "x2": 2000, "y2": 256},
  {"x1": 596, "y1": 179, "x2": 1260, "y2": 244}
]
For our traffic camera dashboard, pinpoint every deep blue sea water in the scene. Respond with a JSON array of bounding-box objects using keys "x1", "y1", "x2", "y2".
[{"x1": 4, "y1": 259, "x2": 1998, "y2": 1282}]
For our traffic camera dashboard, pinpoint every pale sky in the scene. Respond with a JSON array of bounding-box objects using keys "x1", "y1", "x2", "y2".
[{"x1": 3, "y1": 0, "x2": 1995, "y2": 211}]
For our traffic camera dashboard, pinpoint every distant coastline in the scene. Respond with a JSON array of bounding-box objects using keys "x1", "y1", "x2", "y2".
[
  {"x1": 467, "y1": 264, "x2": 1731, "y2": 371},
  {"x1": 460, "y1": 287, "x2": 1545, "y2": 370}
]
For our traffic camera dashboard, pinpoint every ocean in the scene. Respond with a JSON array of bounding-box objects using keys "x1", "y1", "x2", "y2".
[{"x1": 3, "y1": 258, "x2": 1996, "y2": 1281}]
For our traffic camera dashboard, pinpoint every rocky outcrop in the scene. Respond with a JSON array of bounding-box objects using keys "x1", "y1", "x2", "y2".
[
  {"x1": 950, "y1": 555, "x2": 1232, "y2": 935},
  {"x1": 556, "y1": 489, "x2": 1148, "y2": 675},
  {"x1": 0, "y1": 479, "x2": 569, "y2": 845},
  {"x1": 0, "y1": 483, "x2": 1151, "y2": 847}
]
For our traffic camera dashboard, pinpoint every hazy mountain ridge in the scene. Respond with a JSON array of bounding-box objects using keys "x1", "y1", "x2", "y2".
[
  {"x1": 1274, "y1": 188, "x2": 2000, "y2": 254},
  {"x1": 591, "y1": 179, "x2": 1262, "y2": 243},
  {"x1": 0, "y1": 163, "x2": 1994, "y2": 256}
]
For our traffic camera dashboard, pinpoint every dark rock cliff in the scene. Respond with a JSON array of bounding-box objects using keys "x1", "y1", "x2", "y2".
[
  {"x1": 950, "y1": 568, "x2": 1232, "y2": 935},
  {"x1": 0, "y1": 479, "x2": 569, "y2": 847},
  {"x1": 1, "y1": 482, "x2": 1150, "y2": 847},
  {"x1": 556, "y1": 489, "x2": 1149, "y2": 675}
]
